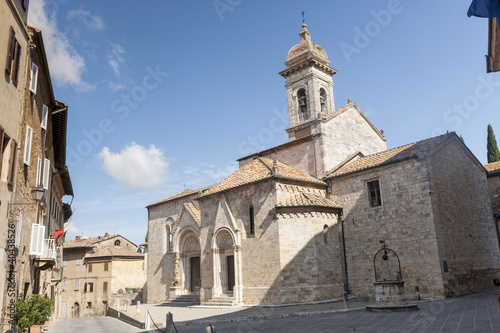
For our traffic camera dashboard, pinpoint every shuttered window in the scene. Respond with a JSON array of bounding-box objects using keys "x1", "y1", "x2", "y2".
[
  {"x1": 41, "y1": 105, "x2": 48, "y2": 130},
  {"x1": 5, "y1": 27, "x2": 21, "y2": 86},
  {"x1": 36, "y1": 158, "x2": 42, "y2": 187},
  {"x1": 7, "y1": 139, "x2": 17, "y2": 186},
  {"x1": 103, "y1": 281, "x2": 108, "y2": 292},
  {"x1": 15, "y1": 209, "x2": 22, "y2": 248},
  {"x1": 43, "y1": 158, "x2": 50, "y2": 189},
  {"x1": 88, "y1": 264, "x2": 92, "y2": 273},
  {"x1": 0, "y1": 126, "x2": 4, "y2": 175},
  {"x1": 23, "y1": 126, "x2": 32, "y2": 165},
  {"x1": 29, "y1": 62, "x2": 38, "y2": 93},
  {"x1": 75, "y1": 278, "x2": 80, "y2": 291},
  {"x1": 5, "y1": 27, "x2": 15, "y2": 75},
  {"x1": 29, "y1": 223, "x2": 45, "y2": 256}
]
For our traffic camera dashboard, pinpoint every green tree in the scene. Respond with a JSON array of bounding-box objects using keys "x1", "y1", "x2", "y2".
[
  {"x1": 13, "y1": 294, "x2": 53, "y2": 332},
  {"x1": 136, "y1": 246, "x2": 142, "y2": 253},
  {"x1": 487, "y1": 124, "x2": 500, "y2": 163},
  {"x1": 459, "y1": 134, "x2": 465, "y2": 143}
]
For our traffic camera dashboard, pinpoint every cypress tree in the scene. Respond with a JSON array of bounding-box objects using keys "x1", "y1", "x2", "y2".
[{"x1": 487, "y1": 124, "x2": 500, "y2": 163}]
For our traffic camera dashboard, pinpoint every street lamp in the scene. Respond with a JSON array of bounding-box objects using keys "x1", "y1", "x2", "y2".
[{"x1": 31, "y1": 187, "x2": 44, "y2": 202}]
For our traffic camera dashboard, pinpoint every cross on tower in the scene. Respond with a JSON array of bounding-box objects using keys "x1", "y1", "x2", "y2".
[{"x1": 301, "y1": 10, "x2": 305, "y2": 23}]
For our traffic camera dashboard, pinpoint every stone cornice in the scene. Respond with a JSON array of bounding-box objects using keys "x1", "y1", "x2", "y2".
[{"x1": 279, "y1": 58, "x2": 338, "y2": 78}]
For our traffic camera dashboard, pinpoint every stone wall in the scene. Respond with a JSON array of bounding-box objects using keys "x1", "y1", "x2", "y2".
[
  {"x1": 487, "y1": 173, "x2": 500, "y2": 213},
  {"x1": 146, "y1": 195, "x2": 194, "y2": 303},
  {"x1": 198, "y1": 180, "x2": 281, "y2": 304},
  {"x1": 330, "y1": 158, "x2": 445, "y2": 298},
  {"x1": 317, "y1": 104, "x2": 387, "y2": 178},
  {"x1": 238, "y1": 138, "x2": 317, "y2": 178},
  {"x1": 428, "y1": 139, "x2": 500, "y2": 296}
]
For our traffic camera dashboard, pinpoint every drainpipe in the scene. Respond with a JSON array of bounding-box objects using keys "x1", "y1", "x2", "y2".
[{"x1": 340, "y1": 208, "x2": 350, "y2": 293}]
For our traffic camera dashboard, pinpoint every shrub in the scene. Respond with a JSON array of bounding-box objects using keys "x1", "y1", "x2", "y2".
[{"x1": 13, "y1": 294, "x2": 53, "y2": 332}]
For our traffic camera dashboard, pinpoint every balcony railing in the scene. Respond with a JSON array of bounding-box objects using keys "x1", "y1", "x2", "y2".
[{"x1": 41, "y1": 239, "x2": 56, "y2": 260}]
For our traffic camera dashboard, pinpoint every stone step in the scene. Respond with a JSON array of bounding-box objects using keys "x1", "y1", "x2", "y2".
[
  {"x1": 203, "y1": 297, "x2": 237, "y2": 306},
  {"x1": 168, "y1": 295, "x2": 200, "y2": 304}
]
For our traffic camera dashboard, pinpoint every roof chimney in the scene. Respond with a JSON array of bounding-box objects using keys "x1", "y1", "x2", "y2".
[
  {"x1": 104, "y1": 232, "x2": 109, "y2": 237},
  {"x1": 76, "y1": 235, "x2": 81, "y2": 240}
]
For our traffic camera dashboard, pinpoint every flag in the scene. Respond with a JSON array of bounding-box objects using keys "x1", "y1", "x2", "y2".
[
  {"x1": 55, "y1": 214, "x2": 72, "y2": 244},
  {"x1": 468, "y1": 0, "x2": 500, "y2": 28}
]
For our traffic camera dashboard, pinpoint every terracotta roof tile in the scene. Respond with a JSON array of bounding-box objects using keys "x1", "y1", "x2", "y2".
[
  {"x1": 329, "y1": 133, "x2": 454, "y2": 178},
  {"x1": 63, "y1": 235, "x2": 115, "y2": 248},
  {"x1": 277, "y1": 192, "x2": 341, "y2": 209},
  {"x1": 199, "y1": 157, "x2": 325, "y2": 198},
  {"x1": 184, "y1": 202, "x2": 201, "y2": 226},
  {"x1": 85, "y1": 247, "x2": 144, "y2": 259},
  {"x1": 147, "y1": 186, "x2": 212, "y2": 207},
  {"x1": 485, "y1": 161, "x2": 500, "y2": 173}
]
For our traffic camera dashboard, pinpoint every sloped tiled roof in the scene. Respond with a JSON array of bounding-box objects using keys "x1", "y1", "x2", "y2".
[
  {"x1": 184, "y1": 202, "x2": 201, "y2": 226},
  {"x1": 147, "y1": 186, "x2": 212, "y2": 208},
  {"x1": 64, "y1": 234, "x2": 136, "y2": 248},
  {"x1": 199, "y1": 157, "x2": 325, "y2": 198},
  {"x1": 277, "y1": 192, "x2": 341, "y2": 209},
  {"x1": 329, "y1": 133, "x2": 455, "y2": 178},
  {"x1": 85, "y1": 247, "x2": 144, "y2": 259},
  {"x1": 485, "y1": 161, "x2": 500, "y2": 174},
  {"x1": 64, "y1": 235, "x2": 114, "y2": 248}
]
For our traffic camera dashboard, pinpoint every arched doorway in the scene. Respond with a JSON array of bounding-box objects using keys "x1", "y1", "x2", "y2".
[
  {"x1": 73, "y1": 302, "x2": 80, "y2": 318},
  {"x1": 212, "y1": 228, "x2": 237, "y2": 296},
  {"x1": 178, "y1": 230, "x2": 201, "y2": 294}
]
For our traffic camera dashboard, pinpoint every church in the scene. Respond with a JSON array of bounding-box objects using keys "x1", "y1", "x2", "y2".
[{"x1": 145, "y1": 24, "x2": 500, "y2": 305}]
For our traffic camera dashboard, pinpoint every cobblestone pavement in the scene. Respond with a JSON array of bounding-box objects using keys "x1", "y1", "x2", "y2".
[{"x1": 45, "y1": 289, "x2": 500, "y2": 332}]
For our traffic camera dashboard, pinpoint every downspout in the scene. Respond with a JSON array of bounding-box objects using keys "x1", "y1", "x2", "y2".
[{"x1": 340, "y1": 208, "x2": 349, "y2": 293}]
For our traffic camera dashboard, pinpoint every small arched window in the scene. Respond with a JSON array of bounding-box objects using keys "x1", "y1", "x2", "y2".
[
  {"x1": 319, "y1": 88, "x2": 327, "y2": 112},
  {"x1": 249, "y1": 206, "x2": 255, "y2": 235},
  {"x1": 114, "y1": 240, "x2": 121, "y2": 247},
  {"x1": 165, "y1": 226, "x2": 171, "y2": 253},
  {"x1": 323, "y1": 225, "x2": 329, "y2": 244},
  {"x1": 297, "y1": 88, "x2": 309, "y2": 120}
]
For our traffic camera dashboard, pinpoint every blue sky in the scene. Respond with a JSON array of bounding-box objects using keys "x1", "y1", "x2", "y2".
[{"x1": 27, "y1": 0, "x2": 500, "y2": 246}]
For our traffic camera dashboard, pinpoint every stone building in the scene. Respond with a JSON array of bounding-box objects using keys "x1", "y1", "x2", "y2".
[
  {"x1": 0, "y1": 0, "x2": 30, "y2": 327},
  {"x1": 1, "y1": 3, "x2": 74, "y2": 330},
  {"x1": 485, "y1": 161, "x2": 500, "y2": 244},
  {"x1": 146, "y1": 24, "x2": 500, "y2": 305},
  {"x1": 60, "y1": 234, "x2": 145, "y2": 318}
]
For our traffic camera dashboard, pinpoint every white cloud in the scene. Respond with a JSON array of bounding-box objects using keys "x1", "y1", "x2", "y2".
[
  {"x1": 28, "y1": 0, "x2": 92, "y2": 91},
  {"x1": 108, "y1": 81, "x2": 126, "y2": 92},
  {"x1": 98, "y1": 143, "x2": 169, "y2": 189},
  {"x1": 107, "y1": 43, "x2": 125, "y2": 76},
  {"x1": 67, "y1": 8, "x2": 105, "y2": 30}
]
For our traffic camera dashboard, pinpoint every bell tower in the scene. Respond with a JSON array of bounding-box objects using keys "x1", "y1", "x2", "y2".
[{"x1": 279, "y1": 24, "x2": 338, "y2": 141}]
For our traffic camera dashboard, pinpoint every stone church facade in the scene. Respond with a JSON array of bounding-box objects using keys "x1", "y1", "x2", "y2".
[{"x1": 146, "y1": 24, "x2": 500, "y2": 305}]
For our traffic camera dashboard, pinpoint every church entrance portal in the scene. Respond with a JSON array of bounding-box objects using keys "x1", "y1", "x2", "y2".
[
  {"x1": 190, "y1": 256, "x2": 201, "y2": 292},
  {"x1": 177, "y1": 230, "x2": 201, "y2": 294},
  {"x1": 213, "y1": 228, "x2": 238, "y2": 298}
]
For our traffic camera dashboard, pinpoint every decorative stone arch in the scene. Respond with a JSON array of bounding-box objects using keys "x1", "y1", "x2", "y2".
[
  {"x1": 318, "y1": 85, "x2": 329, "y2": 113},
  {"x1": 72, "y1": 302, "x2": 80, "y2": 318},
  {"x1": 164, "y1": 217, "x2": 175, "y2": 254},
  {"x1": 211, "y1": 227, "x2": 242, "y2": 303},
  {"x1": 294, "y1": 85, "x2": 310, "y2": 121},
  {"x1": 174, "y1": 226, "x2": 201, "y2": 294}
]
